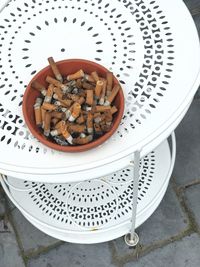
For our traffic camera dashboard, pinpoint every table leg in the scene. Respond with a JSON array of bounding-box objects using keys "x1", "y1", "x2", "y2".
[{"x1": 124, "y1": 150, "x2": 141, "y2": 247}]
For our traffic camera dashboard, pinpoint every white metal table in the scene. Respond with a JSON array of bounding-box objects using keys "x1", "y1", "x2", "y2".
[{"x1": 0, "y1": 0, "x2": 199, "y2": 244}]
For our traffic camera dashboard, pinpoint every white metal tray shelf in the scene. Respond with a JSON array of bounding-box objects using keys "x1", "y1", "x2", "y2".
[
  {"x1": 1, "y1": 137, "x2": 175, "y2": 243},
  {"x1": 0, "y1": 0, "x2": 199, "y2": 182}
]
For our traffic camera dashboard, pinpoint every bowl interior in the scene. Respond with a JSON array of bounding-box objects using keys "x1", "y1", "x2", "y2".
[{"x1": 23, "y1": 59, "x2": 124, "y2": 152}]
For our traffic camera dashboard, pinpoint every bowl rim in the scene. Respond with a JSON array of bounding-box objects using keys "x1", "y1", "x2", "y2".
[{"x1": 22, "y1": 58, "x2": 125, "y2": 152}]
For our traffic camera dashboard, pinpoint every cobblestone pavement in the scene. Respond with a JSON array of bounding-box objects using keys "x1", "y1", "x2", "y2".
[{"x1": 0, "y1": 0, "x2": 200, "y2": 266}]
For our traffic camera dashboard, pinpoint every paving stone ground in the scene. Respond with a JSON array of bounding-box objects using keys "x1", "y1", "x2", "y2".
[
  {"x1": 10, "y1": 209, "x2": 59, "y2": 256},
  {"x1": 0, "y1": 189, "x2": 6, "y2": 216},
  {"x1": 0, "y1": 220, "x2": 25, "y2": 267},
  {"x1": 0, "y1": 0, "x2": 200, "y2": 267},
  {"x1": 184, "y1": 184, "x2": 200, "y2": 230},
  {"x1": 124, "y1": 234, "x2": 200, "y2": 267}
]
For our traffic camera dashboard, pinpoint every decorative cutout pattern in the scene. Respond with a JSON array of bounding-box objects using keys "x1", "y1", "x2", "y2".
[
  {"x1": 0, "y1": 0, "x2": 174, "y2": 157},
  {"x1": 20, "y1": 152, "x2": 155, "y2": 229}
]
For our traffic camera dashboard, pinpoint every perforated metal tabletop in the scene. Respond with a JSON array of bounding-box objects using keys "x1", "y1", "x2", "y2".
[{"x1": 0, "y1": 0, "x2": 199, "y2": 182}]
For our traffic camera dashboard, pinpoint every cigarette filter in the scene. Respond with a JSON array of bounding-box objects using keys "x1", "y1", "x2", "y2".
[
  {"x1": 104, "y1": 84, "x2": 120, "y2": 106},
  {"x1": 69, "y1": 103, "x2": 81, "y2": 122},
  {"x1": 76, "y1": 114, "x2": 85, "y2": 124},
  {"x1": 91, "y1": 71, "x2": 99, "y2": 82},
  {"x1": 68, "y1": 124, "x2": 86, "y2": 133},
  {"x1": 106, "y1": 72, "x2": 113, "y2": 96},
  {"x1": 86, "y1": 90, "x2": 93, "y2": 106},
  {"x1": 99, "y1": 79, "x2": 107, "y2": 105},
  {"x1": 48, "y1": 57, "x2": 63, "y2": 83},
  {"x1": 95, "y1": 80, "x2": 104, "y2": 98},
  {"x1": 73, "y1": 135, "x2": 93, "y2": 145},
  {"x1": 46, "y1": 76, "x2": 68, "y2": 93},
  {"x1": 51, "y1": 111, "x2": 63, "y2": 119},
  {"x1": 34, "y1": 105, "x2": 42, "y2": 126},
  {"x1": 95, "y1": 105, "x2": 111, "y2": 112},
  {"x1": 87, "y1": 112, "x2": 93, "y2": 134},
  {"x1": 110, "y1": 106, "x2": 118, "y2": 114},
  {"x1": 50, "y1": 128, "x2": 62, "y2": 137},
  {"x1": 67, "y1": 69, "x2": 84, "y2": 81},
  {"x1": 84, "y1": 74, "x2": 95, "y2": 83},
  {"x1": 44, "y1": 84, "x2": 54, "y2": 103},
  {"x1": 44, "y1": 111, "x2": 52, "y2": 136},
  {"x1": 61, "y1": 123, "x2": 73, "y2": 144},
  {"x1": 42, "y1": 102, "x2": 57, "y2": 111},
  {"x1": 31, "y1": 80, "x2": 47, "y2": 96},
  {"x1": 82, "y1": 81, "x2": 95, "y2": 90}
]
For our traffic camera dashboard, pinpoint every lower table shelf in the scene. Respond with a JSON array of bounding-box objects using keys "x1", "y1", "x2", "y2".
[{"x1": 1, "y1": 137, "x2": 175, "y2": 244}]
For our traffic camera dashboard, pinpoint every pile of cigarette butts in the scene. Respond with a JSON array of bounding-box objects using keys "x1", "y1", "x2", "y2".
[{"x1": 32, "y1": 57, "x2": 121, "y2": 146}]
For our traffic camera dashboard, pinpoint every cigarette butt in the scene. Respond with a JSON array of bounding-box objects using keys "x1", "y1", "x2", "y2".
[
  {"x1": 86, "y1": 106, "x2": 92, "y2": 111},
  {"x1": 94, "y1": 114, "x2": 105, "y2": 123},
  {"x1": 104, "y1": 110, "x2": 112, "y2": 125},
  {"x1": 94, "y1": 123, "x2": 103, "y2": 135},
  {"x1": 77, "y1": 96, "x2": 85, "y2": 105},
  {"x1": 76, "y1": 78, "x2": 82, "y2": 88},
  {"x1": 99, "y1": 79, "x2": 107, "y2": 105},
  {"x1": 46, "y1": 76, "x2": 68, "y2": 92},
  {"x1": 86, "y1": 90, "x2": 93, "y2": 106},
  {"x1": 80, "y1": 133, "x2": 86, "y2": 138},
  {"x1": 77, "y1": 89, "x2": 86, "y2": 97},
  {"x1": 91, "y1": 71, "x2": 99, "y2": 82},
  {"x1": 34, "y1": 105, "x2": 42, "y2": 126},
  {"x1": 69, "y1": 102, "x2": 81, "y2": 122},
  {"x1": 35, "y1": 97, "x2": 43, "y2": 106},
  {"x1": 94, "y1": 112, "x2": 101, "y2": 118},
  {"x1": 48, "y1": 57, "x2": 63, "y2": 82},
  {"x1": 68, "y1": 124, "x2": 86, "y2": 133},
  {"x1": 67, "y1": 69, "x2": 84, "y2": 81},
  {"x1": 65, "y1": 93, "x2": 80, "y2": 102},
  {"x1": 101, "y1": 124, "x2": 112, "y2": 132},
  {"x1": 42, "y1": 102, "x2": 57, "y2": 111},
  {"x1": 54, "y1": 100, "x2": 62, "y2": 107},
  {"x1": 110, "y1": 106, "x2": 118, "y2": 114},
  {"x1": 82, "y1": 81, "x2": 95, "y2": 90},
  {"x1": 51, "y1": 117, "x2": 60, "y2": 126},
  {"x1": 44, "y1": 111, "x2": 52, "y2": 136},
  {"x1": 84, "y1": 74, "x2": 95, "y2": 83},
  {"x1": 51, "y1": 111, "x2": 63, "y2": 119},
  {"x1": 73, "y1": 135, "x2": 93, "y2": 145},
  {"x1": 55, "y1": 120, "x2": 65, "y2": 129},
  {"x1": 50, "y1": 128, "x2": 62, "y2": 137},
  {"x1": 59, "y1": 98, "x2": 72, "y2": 108},
  {"x1": 95, "y1": 105, "x2": 111, "y2": 112},
  {"x1": 66, "y1": 80, "x2": 76, "y2": 87},
  {"x1": 87, "y1": 112, "x2": 93, "y2": 134},
  {"x1": 31, "y1": 80, "x2": 47, "y2": 96},
  {"x1": 61, "y1": 104, "x2": 74, "y2": 120},
  {"x1": 104, "y1": 84, "x2": 120, "y2": 106},
  {"x1": 41, "y1": 107, "x2": 46, "y2": 129},
  {"x1": 95, "y1": 80, "x2": 103, "y2": 98},
  {"x1": 106, "y1": 72, "x2": 113, "y2": 96},
  {"x1": 76, "y1": 114, "x2": 85, "y2": 124},
  {"x1": 60, "y1": 123, "x2": 73, "y2": 144},
  {"x1": 53, "y1": 136, "x2": 69, "y2": 146},
  {"x1": 53, "y1": 87, "x2": 64, "y2": 99},
  {"x1": 44, "y1": 84, "x2": 54, "y2": 103}
]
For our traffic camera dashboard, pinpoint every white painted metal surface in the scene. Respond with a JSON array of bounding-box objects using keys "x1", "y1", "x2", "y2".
[
  {"x1": 0, "y1": 97, "x2": 191, "y2": 182},
  {"x1": 0, "y1": 0, "x2": 199, "y2": 181},
  {"x1": 1, "y1": 137, "x2": 175, "y2": 243}
]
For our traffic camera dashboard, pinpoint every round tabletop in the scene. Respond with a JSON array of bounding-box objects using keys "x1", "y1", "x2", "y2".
[{"x1": 0, "y1": 0, "x2": 199, "y2": 181}]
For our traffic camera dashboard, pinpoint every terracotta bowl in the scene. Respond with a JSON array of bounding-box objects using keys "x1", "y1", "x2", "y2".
[{"x1": 22, "y1": 59, "x2": 124, "y2": 152}]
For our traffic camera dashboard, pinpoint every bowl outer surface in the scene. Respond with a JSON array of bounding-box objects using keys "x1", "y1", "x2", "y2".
[{"x1": 22, "y1": 59, "x2": 124, "y2": 152}]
